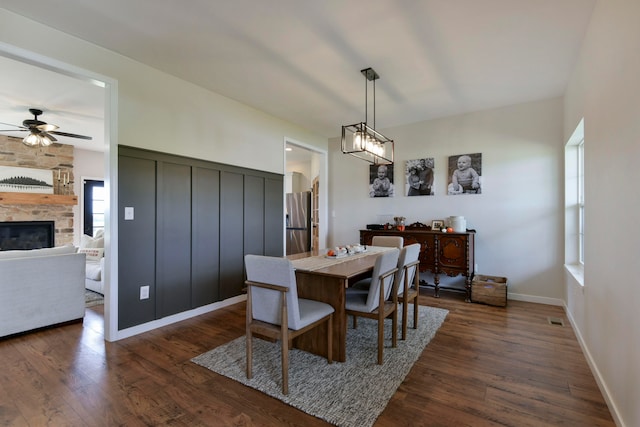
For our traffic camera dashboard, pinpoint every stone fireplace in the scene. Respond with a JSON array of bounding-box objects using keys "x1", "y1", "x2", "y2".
[{"x1": 0, "y1": 135, "x2": 76, "y2": 246}]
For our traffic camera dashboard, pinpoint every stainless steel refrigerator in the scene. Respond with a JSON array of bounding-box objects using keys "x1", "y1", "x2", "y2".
[{"x1": 286, "y1": 191, "x2": 311, "y2": 255}]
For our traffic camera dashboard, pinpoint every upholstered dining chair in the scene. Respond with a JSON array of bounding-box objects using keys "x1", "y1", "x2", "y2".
[
  {"x1": 244, "y1": 254, "x2": 334, "y2": 395},
  {"x1": 351, "y1": 235, "x2": 404, "y2": 291},
  {"x1": 372, "y1": 235, "x2": 404, "y2": 248},
  {"x1": 394, "y1": 244, "x2": 421, "y2": 340},
  {"x1": 345, "y1": 248, "x2": 399, "y2": 364}
]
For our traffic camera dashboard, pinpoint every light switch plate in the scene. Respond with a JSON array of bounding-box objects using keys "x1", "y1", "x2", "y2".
[
  {"x1": 124, "y1": 207, "x2": 134, "y2": 220},
  {"x1": 140, "y1": 285, "x2": 149, "y2": 300}
]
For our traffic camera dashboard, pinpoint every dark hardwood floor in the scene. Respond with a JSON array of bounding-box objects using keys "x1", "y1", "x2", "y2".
[{"x1": 0, "y1": 290, "x2": 614, "y2": 426}]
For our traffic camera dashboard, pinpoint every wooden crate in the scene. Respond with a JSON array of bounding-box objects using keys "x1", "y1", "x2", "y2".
[{"x1": 471, "y1": 275, "x2": 507, "y2": 307}]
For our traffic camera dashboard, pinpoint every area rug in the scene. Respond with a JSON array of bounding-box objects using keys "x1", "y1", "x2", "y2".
[
  {"x1": 85, "y1": 289, "x2": 104, "y2": 307},
  {"x1": 192, "y1": 305, "x2": 448, "y2": 427}
]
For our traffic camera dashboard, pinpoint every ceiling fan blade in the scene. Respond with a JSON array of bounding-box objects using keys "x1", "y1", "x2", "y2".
[
  {"x1": 0, "y1": 121, "x2": 26, "y2": 129},
  {"x1": 0, "y1": 129, "x2": 28, "y2": 132},
  {"x1": 37, "y1": 123, "x2": 59, "y2": 132},
  {"x1": 49, "y1": 130, "x2": 93, "y2": 140}
]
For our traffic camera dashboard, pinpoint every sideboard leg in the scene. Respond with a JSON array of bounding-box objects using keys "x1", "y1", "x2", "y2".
[{"x1": 465, "y1": 277, "x2": 472, "y2": 302}]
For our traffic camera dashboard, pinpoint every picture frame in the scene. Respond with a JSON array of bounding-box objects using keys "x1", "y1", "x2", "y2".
[
  {"x1": 447, "y1": 153, "x2": 482, "y2": 195},
  {"x1": 0, "y1": 166, "x2": 54, "y2": 194},
  {"x1": 431, "y1": 220, "x2": 444, "y2": 230},
  {"x1": 405, "y1": 157, "x2": 435, "y2": 196}
]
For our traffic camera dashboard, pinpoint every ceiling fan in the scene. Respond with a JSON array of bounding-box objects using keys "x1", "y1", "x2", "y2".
[{"x1": 0, "y1": 108, "x2": 93, "y2": 147}]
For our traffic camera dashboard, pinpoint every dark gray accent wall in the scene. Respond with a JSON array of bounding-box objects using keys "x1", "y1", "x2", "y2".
[
  {"x1": 118, "y1": 146, "x2": 283, "y2": 330},
  {"x1": 157, "y1": 161, "x2": 192, "y2": 317},
  {"x1": 118, "y1": 155, "x2": 157, "y2": 329},
  {"x1": 191, "y1": 167, "x2": 221, "y2": 306}
]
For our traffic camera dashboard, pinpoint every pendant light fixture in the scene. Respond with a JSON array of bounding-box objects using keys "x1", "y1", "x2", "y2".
[{"x1": 341, "y1": 67, "x2": 394, "y2": 165}]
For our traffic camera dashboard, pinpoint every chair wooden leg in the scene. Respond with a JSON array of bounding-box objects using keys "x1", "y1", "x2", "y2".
[
  {"x1": 282, "y1": 327, "x2": 289, "y2": 395},
  {"x1": 353, "y1": 315, "x2": 358, "y2": 329},
  {"x1": 392, "y1": 308, "x2": 397, "y2": 349},
  {"x1": 413, "y1": 299, "x2": 419, "y2": 330},
  {"x1": 377, "y1": 311, "x2": 384, "y2": 365},
  {"x1": 246, "y1": 330, "x2": 253, "y2": 379},
  {"x1": 327, "y1": 314, "x2": 333, "y2": 364},
  {"x1": 402, "y1": 299, "x2": 408, "y2": 340}
]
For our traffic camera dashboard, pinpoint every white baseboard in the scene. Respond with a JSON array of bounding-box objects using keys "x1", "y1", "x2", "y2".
[
  {"x1": 507, "y1": 292, "x2": 564, "y2": 306},
  {"x1": 112, "y1": 294, "x2": 247, "y2": 341},
  {"x1": 564, "y1": 304, "x2": 625, "y2": 427}
]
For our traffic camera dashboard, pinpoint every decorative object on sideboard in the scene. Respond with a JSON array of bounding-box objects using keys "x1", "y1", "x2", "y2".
[
  {"x1": 341, "y1": 67, "x2": 394, "y2": 165},
  {"x1": 0, "y1": 108, "x2": 93, "y2": 147},
  {"x1": 431, "y1": 220, "x2": 445, "y2": 230}
]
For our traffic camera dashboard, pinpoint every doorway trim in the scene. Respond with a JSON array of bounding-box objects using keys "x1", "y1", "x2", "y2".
[{"x1": 284, "y1": 137, "x2": 328, "y2": 252}]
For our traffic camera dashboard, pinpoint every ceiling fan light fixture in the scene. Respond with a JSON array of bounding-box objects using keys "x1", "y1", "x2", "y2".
[
  {"x1": 22, "y1": 132, "x2": 53, "y2": 147},
  {"x1": 23, "y1": 132, "x2": 41, "y2": 146},
  {"x1": 341, "y1": 67, "x2": 394, "y2": 165},
  {"x1": 40, "y1": 134, "x2": 53, "y2": 146}
]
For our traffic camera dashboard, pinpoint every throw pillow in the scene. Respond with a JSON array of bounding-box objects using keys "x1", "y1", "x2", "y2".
[
  {"x1": 81, "y1": 234, "x2": 104, "y2": 249},
  {"x1": 79, "y1": 247, "x2": 104, "y2": 261}
]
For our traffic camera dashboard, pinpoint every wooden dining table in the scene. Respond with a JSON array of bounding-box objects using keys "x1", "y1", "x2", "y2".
[{"x1": 288, "y1": 246, "x2": 391, "y2": 362}]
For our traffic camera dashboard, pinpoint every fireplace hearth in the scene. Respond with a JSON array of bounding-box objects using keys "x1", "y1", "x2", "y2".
[{"x1": 0, "y1": 221, "x2": 55, "y2": 251}]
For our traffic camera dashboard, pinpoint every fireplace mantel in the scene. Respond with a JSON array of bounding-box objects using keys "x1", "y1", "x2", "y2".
[{"x1": 0, "y1": 192, "x2": 77, "y2": 206}]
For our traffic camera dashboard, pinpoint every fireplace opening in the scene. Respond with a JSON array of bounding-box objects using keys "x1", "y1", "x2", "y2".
[{"x1": 0, "y1": 221, "x2": 55, "y2": 251}]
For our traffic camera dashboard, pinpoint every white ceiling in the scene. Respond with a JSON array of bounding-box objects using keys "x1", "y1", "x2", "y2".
[
  {"x1": 1, "y1": 0, "x2": 595, "y2": 151},
  {"x1": 0, "y1": 55, "x2": 105, "y2": 151}
]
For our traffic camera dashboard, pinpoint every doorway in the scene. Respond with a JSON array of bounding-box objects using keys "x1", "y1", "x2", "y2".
[
  {"x1": 0, "y1": 43, "x2": 118, "y2": 341},
  {"x1": 285, "y1": 138, "x2": 328, "y2": 253}
]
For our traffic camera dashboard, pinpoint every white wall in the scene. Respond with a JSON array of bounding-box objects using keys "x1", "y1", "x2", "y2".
[
  {"x1": 329, "y1": 97, "x2": 565, "y2": 303},
  {"x1": 564, "y1": 0, "x2": 640, "y2": 426},
  {"x1": 73, "y1": 148, "x2": 105, "y2": 245}
]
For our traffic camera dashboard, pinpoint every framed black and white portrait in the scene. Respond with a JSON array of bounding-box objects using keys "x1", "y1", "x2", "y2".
[
  {"x1": 369, "y1": 164, "x2": 394, "y2": 197},
  {"x1": 447, "y1": 153, "x2": 482, "y2": 195},
  {"x1": 405, "y1": 158, "x2": 434, "y2": 196}
]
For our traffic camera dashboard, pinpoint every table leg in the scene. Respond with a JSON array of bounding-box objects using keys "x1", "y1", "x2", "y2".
[{"x1": 294, "y1": 271, "x2": 347, "y2": 362}]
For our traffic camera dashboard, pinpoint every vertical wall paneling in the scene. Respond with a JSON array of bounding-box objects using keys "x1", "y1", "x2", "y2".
[
  {"x1": 117, "y1": 155, "x2": 157, "y2": 329},
  {"x1": 264, "y1": 177, "x2": 284, "y2": 256},
  {"x1": 192, "y1": 166, "x2": 221, "y2": 306},
  {"x1": 244, "y1": 175, "x2": 266, "y2": 257},
  {"x1": 156, "y1": 161, "x2": 192, "y2": 317},
  {"x1": 118, "y1": 146, "x2": 283, "y2": 329},
  {"x1": 219, "y1": 171, "x2": 245, "y2": 300}
]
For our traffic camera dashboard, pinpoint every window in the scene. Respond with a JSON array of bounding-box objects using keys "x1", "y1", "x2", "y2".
[
  {"x1": 83, "y1": 179, "x2": 105, "y2": 236},
  {"x1": 565, "y1": 119, "x2": 584, "y2": 279},
  {"x1": 577, "y1": 139, "x2": 584, "y2": 264}
]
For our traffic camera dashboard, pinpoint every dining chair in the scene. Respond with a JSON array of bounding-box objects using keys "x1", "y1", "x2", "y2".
[
  {"x1": 372, "y1": 235, "x2": 404, "y2": 248},
  {"x1": 345, "y1": 248, "x2": 399, "y2": 364},
  {"x1": 394, "y1": 243, "x2": 421, "y2": 340},
  {"x1": 351, "y1": 235, "x2": 404, "y2": 291},
  {"x1": 244, "y1": 254, "x2": 334, "y2": 395}
]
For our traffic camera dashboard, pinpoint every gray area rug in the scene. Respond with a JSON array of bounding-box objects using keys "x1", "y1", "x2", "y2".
[
  {"x1": 192, "y1": 305, "x2": 448, "y2": 427},
  {"x1": 85, "y1": 290, "x2": 104, "y2": 307}
]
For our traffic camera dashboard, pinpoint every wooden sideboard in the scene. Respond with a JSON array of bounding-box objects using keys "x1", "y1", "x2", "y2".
[{"x1": 360, "y1": 229, "x2": 475, "y2": 301}]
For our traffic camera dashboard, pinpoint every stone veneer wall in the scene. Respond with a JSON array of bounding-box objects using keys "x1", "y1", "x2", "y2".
[{"x1": 0, "y1": 135, "x2": 76, "y2": 246}]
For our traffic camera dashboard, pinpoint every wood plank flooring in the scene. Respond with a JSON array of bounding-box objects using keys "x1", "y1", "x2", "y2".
[{"x1": 0, "y1": 290, "x2": 614, "y2": 426}]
